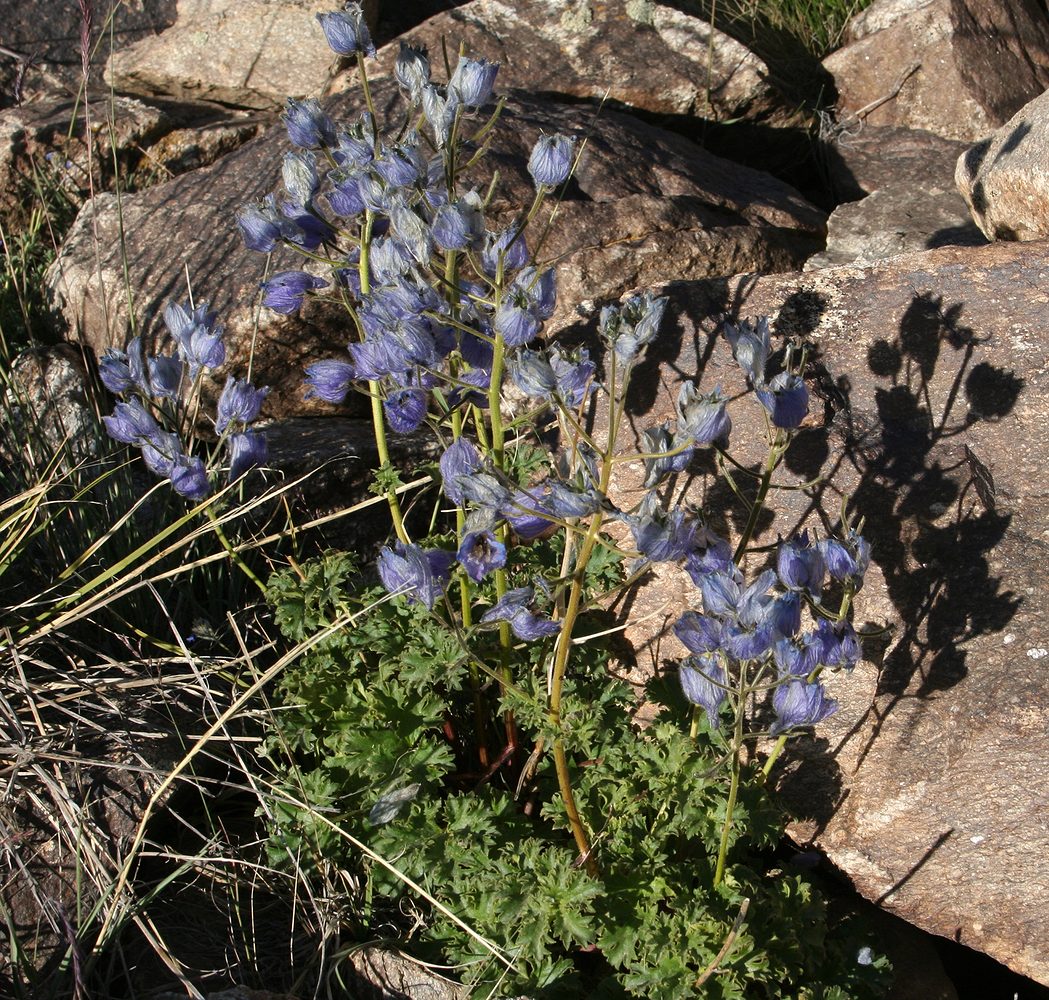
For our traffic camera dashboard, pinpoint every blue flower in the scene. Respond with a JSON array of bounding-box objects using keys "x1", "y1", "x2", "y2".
[
  {"x1": 771, "y1": 677, "x2": 837, "y2": 734},
  {"x1": 236, "y1": 197, "x2": 283, "y2": 252},
  {"x1": 550, "y1": 346, "x2": 595, "y2": 408},
  {"x1": 673, "y1": 610, "x2": 723, "y2": 654},
  {"x1": 641, "y1": 423, "x2": 693, "y2": 489},
  {"x1": 494, "y1": 296, "x2": 540, "y2": 347},
  {"x1": 458, "y1": 471, "x2": 512, "y2": 513},
  {"x1": 103, "y1": 398, "x2": 161, "y2": 444},
  {"x1": 227, "y1": 429, "x2": 267, "y2": 480},
  {"x1": 528, "y1": 133, "x2": 574, "y2": 188},
  {"x1": 283, "y1": 97, "x2": 336, "y2": 149},
  {"x1": 679, "y1": 653, "x2": 727, "y2": 728},
  {"x1": 756, "y1": 372, "x2": 809, "y2": 429},
  {"x1": 777, "y1": 531, "x2": 825, "y2": 599},
  {"x1": 439, "y1": 438, "x2": 481, "y2": 504},
  {"x1": 503, "y1": 487, "x2": 553, "y2": 538},
  {"x1": 99, "y1": 347, "x2": 136, "y2": 395},
  {"x1": 282, "y1": 150, "x2": 320, "y2": 207},
  {"x1": 448, "y1": 56, "x2": 498, "y2": 109},
  {"x1": 147, "y1": 354, "x2": 182, "y2": 399},
  {"x1": 140, "y1": 430, "x2": 181, "y2": 477},
  {"x1": 628, "y1": 497, "x2": 698, "y2": 563},
  {"x1": 819, "y1": 530, "x2": 871, "y2": 590},
  {"x1": 164, "y1": 302, "x2": 225, "y2": 377},
  {"x1": 814, "y1": 618, "x2": 862, "y2": 671},
  {"x1": 377, "y1": 541, "x2": 454, "y2": 609},
  {"x1": 326, "y1": 169, "x2": 366, "y2": 218},
  {"x1": 457, "y1": 528, "x2": 507, "y2": 582},
  {"x1": 261, "y1": 271, "x2": 329, "y2": 315},
  {"x1": 431, "y1": 200, "x2": 480, "y2": 251},
  {"x1": 395, "y1": 42, "x2": 431, "y2": 100},
  {"x1": 608, "y1": 293, "x2": 667, "y2": 363},
  {"x1": 305, "y1": 359, "x2": 357, "y2": 404},
  {"x1": 676, "y1": 383, "x2": 731, "y2": 446},
  {"x1": 480, "y1": 586, "x2": 560, "y2": 640},
  {"x1": 383, "y1": 387, "x2": 428, "y2": 433},
  {"x1": 374, "y1": 141, "x2": 425, "y2": 188},
  {"x1": 481, "y1": 226, "x2": 528, "y2": 276},
  {"x1": 774, "y1": 633, "x2": 821, "y2": 678},
  {"x1": 725, "y1": 316, "x2": 770, "y2": 387},
  {"x1": 546, "y1": 481, "x2": 602, "y2": 519},
  {"x1": 316, "y1": 4, "x2": 375, "y2": 57},
  {"x1": 169, "y1": 452, "x2": 211, "y2": 500},
  {"x1": 508, "y1": 350, "x2": 557, "y2": 399},
  {"x1": 216, "y1": 376, "x2": 268, "y2": 432}
]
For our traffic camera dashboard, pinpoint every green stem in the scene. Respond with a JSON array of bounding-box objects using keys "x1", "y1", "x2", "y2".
[
  {"x1": 733, "y1": 434, "x2": 782, "y2": 565},
  {"x1": 205, "y1": 507, "x2": 265, "y2": 594},
  {"x1": 713, "y1": 674, "x2": 746, "y2": 887}
]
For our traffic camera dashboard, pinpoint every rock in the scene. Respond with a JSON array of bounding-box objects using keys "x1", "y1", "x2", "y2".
[
  {"x1": 823, "y1": 0, "x2": 1049, "y2": 142},
  {"x1": 105, "y1": 0, "x2": 376, "y2": 111},
  {"x1": 46, "y1": 78, "x2": 825, "y2": 423},
  {"x1": 955, "y1": 88, "x2": 1049, "y2": 241},
  {"x1": 346, "y1": 946, "x2": 465, "y2": 999},
  {"x1": 134, "y1": 117, "x2": 268, "y2": 185},
  {"x1": 0, "y1": 0, "x2": 177, "y2": 109},
  {"x1": 0, "y1": 343, "x2": 105, "y2": 470},
  {"x1": 364, "y1": 0, "x2": 794, "y2": 125},
  {"x1": 0, "y1": 94, "x2": 171, "y2": 228},
  {"x1": 819, "y1": 125, "x2": 971, "y2": 204},
  {"x1": 579, "y1": 239, "x2": 1049, "y2": 985},
  {"x1": 804, "y1": 181, "x2": 986, "y2": 269}
]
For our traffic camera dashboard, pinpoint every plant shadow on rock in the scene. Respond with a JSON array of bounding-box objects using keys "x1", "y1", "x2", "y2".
[{"x1": 774, "y1": 289, "x2": 1022, "y2": 832}]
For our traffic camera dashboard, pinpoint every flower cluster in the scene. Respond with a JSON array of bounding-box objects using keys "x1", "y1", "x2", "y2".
[{"x1": 100, "y1": 302, "x2": 268, "y2": 499}]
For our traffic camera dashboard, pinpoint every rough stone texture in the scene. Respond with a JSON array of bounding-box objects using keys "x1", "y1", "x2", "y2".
[
  {"x1": 0, "y1": 344, "x2": 104, "y2": 469},
  {"x1": 346, "y1": 947, "x2": 465, "y2": 1000},
  {"x1": 823, "y1": 0, "x2": 1049, "y2": 142},
  {"x1": 363, "y1": 0, "x2": 794, "y2": 125},
  {"x1": 134, "y1": 117, "x2": 267, "y2": 186},
  {"x1": 804, "y1": 181, "x2": 986, "y2": 269},
  {"x1": 956, "y1": 87, "x2": 1049, "y2": 241},
  {"x1": 0, "y1": 0, "x2": 177, "y2": 108},
  {"x1": 579, "y1": 240, "x2": 1049, "y2": 984},
  {"x1": 819, "y1": 125, "x2": 972, "y2": 204},
  {"x1": 0, "y1": 94, "x2": 171, "y2": 228},
  {"x1": 105, "y1": 0, "x2": 376, "y2": 111},
  {"x1": 46, "y1": 79, "x2": 825, "y2": 422}
]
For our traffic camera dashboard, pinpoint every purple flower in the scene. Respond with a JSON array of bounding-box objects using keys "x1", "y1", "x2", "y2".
[
  {"x1": 305, "y1": 359, "x2": 357, "y2": 404},
  {"x1": 170, "y1": 452, "x2": 211, "y2": 500},
  {"x1": 777, "y1": 531, "x2": 825, "y2": 599},
  {"x1": 629, "y1": 497, "x2": 698, "y2": 563},
  {"x1": 375, "y1": 142, "x2": 425, "y2": 188},
  {"x1": 147, "y1": 354, "x2": 182, "y2": 398},
  {"x1": 326, "y1": 169, "x2": 366, "y2": 218},
  {"x1": 677, "y1": 383, "x2": 731, "y2": 446},
  {"x1": 609, "y1": 293, "x2": 667, "y2": 363},
  {"x1": 103, "y1": 398, "x2": 161, "y2": 444},
  {"x1": 674, "y1": 610, "x2": 723, "y2": 654},
  {"x1": 767, "y1": 591, "x2": 802, "y2": 640},
  {"x1": 528, "y1": 133, "x2": 574, "y2": 188},
  {"x1": 480, "y1": 586, "x2": 560, "y2": 640},
  {"x1": 236, "y1": 197, "x2": 283, "y2": 252},
  {"x1": 457, "y1": 528, "x2": 507, "y2": 582},
  {"x1": 377, "y1": 541, "x2": 454, "y2": 609},
  {"x1": 439, "y1": 437, "x2": 481, "y2": 504},
  {"x1": 316, "y1": 4, "x2": 375, "y2": 57},
  {"x1": 395, "y1": 42, "x2": 431, "y2": 100},
  {"x1": 724, "y1": 316, "x2": 770, "y2": 387},
  {"x1": 814, "y1": 618, "x2": 862, "y2": 671},
  {"x1": 164, "y1": 302, "x2": 225, "y2": 377},
  {"x1": 458, "y1": 472, "x2": 512, "y2": 513},
  {"x1": 279, "y1": 203, "x2": 334, "y2": 251},
  {"x1": 481, "y1": 226, "x2": 528, "y2": 277},
  {"x1": 503, "y1": 487, "x2": 553, "y2": 539},
  {"x1": 546, "y1": 481, "x2": 601, "y2": 519},
  {"x1": 508, "y1": 350, "x2": 557, "y2": 399},
  {"x1": 261, "y1": 271, "x2": 329, "y2": 315},
  {"x1": 228, "y1": 429, "x2": 267, "y2": 480},
  {"x1": 680, "y1": 653, "x2": 727, "y2": 728},
  {"x1": 494, "y1": 297, "x2": 540, "y2": 348},
  {"x1": 431, "y1": 201, "x2": 478, "y2": 251},
  {"x1": 448, "y1": 56, "x2": 498, "y2": 109},
  {"x1": 99, "y1": 348, "x2": 135, "y2": 395},
  {"x1": 756, "y1": 372, "x2": 809, "y2": 429},
  {"x1": 550, "y1": 346, "x2": 595, "y2": 408},
  {"x1": 774, "y1": 633, "x2": 821, "y2": 678},
  {"x1": 771, "y1": 677, "x2": 837, "y2": 734},
  {"x1": 282, "y1": 150, "x2": 320, "y2": 207},
  {"x1": 683, "y1": 529, "x2": 734, "y2": 582},
  {"x1": 140, "y1": 430, "x2": 181, "y2": 477},
  {"x1": 216, "y1": 376, "x2": 269, "y2": 432},
  {"x1": 383, "y1": 387, "x2": 428, "y2": 433},
  {"x1": 641, "y1": 423, "x2": 693, "y2": 489},
  {"x1": 283, "y1": 97, "x2": 336, "y2": 150},
  {"x1": 819, "y1": 530, "x2": 871, "y2": 590}
]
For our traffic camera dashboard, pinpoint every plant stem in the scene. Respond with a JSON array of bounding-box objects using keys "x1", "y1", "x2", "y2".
[
  {"x1": 713, "y1": 672, "x2": 746, "y2": 887},
  {"x1": 733, "y1": 433, "x2": 782, "y2": 564}
]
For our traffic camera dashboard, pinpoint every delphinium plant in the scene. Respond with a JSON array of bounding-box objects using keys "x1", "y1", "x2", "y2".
[{"x1": 235, "y1": 5, "x2": 889, "y2": 996}]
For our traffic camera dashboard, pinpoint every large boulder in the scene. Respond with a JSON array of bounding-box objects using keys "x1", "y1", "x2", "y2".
[
  {"x1": 363, "y1": 0, "x2": 795, "y2": 125},
  {"x1": 45, "y1": 78, "x2": 825, "y2": 423},
  {"x1": 580, "y1": 239, "x2": 1048, "y2": 984},
  {"x1": 823, "y1": 0, "x2": 1049, "y2": 142},
  {"x1": 956, "y1": 87, "x2": 1049, "y2": 240},
  {"x1": 0, "y1": 0, "x2": 177, "y2": 108},
  {"x1": 105, "y1": 0, "x2": 378, "y2": 111}
]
